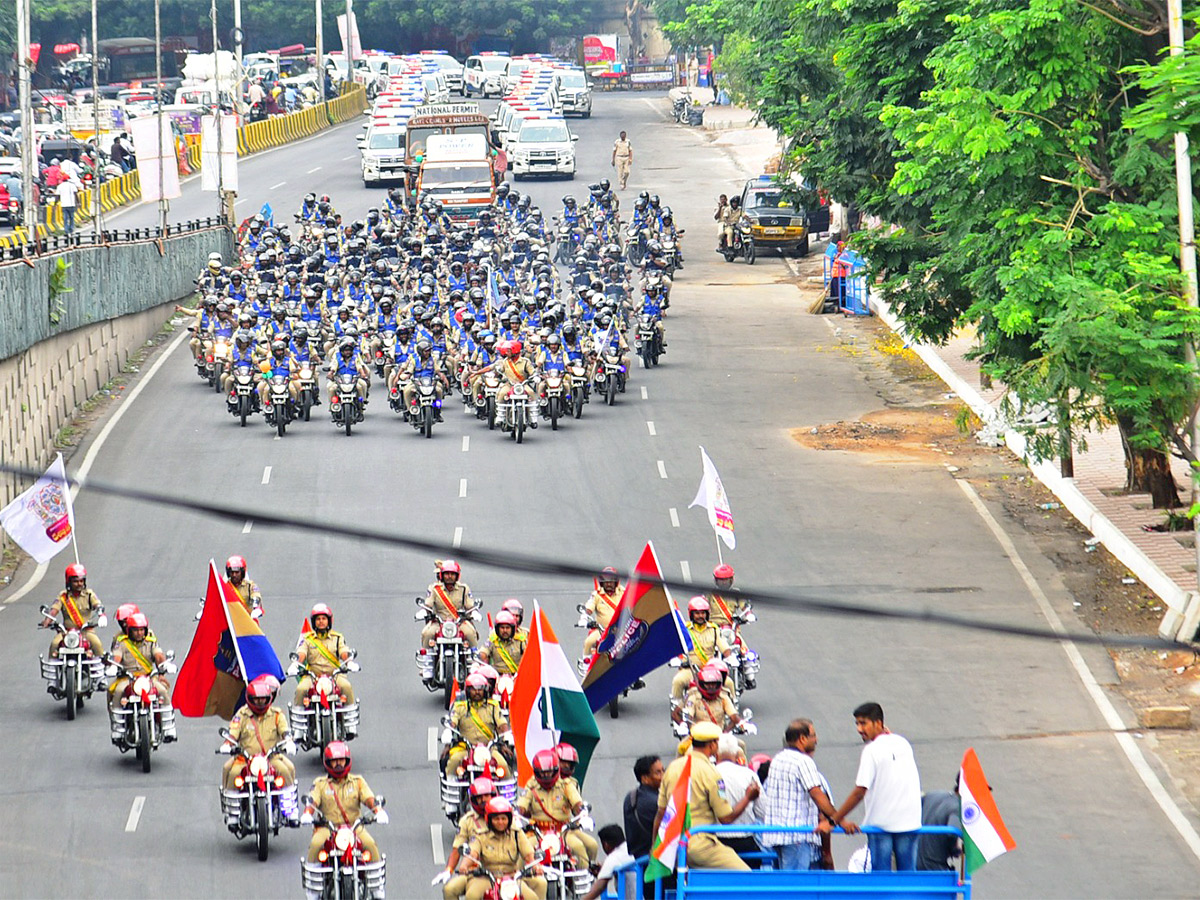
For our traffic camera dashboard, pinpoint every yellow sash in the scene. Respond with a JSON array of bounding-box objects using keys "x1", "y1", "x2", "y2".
[
  {"x1": 468, "y1": 704, "x2": 496, "y2": 741},
  {"x1": 118, "y1": 635, "x2": 154, "y2": 674},
  {"x1": 305, "y1": 632, "x2": 342, "y2": 669},
  {"x1": 491, "y1": 635, "x2": 520, "y2": 673},
  {"x1": 689, "y1": 625, "x2": 710, "y2": 664}
]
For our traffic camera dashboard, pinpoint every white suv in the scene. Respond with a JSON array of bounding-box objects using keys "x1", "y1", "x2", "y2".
[
  {"x1": 464, "y1": 54, "x2": 509, "y2": 98},
  {"x1": 358, "y1": 124, "x2": 408, "y2": 186},
  {"x1": 555, "y1": 68, "x2": 592, "y2": 118},
  {"x1": 509, "y1": 117, "x2": 577, "y2": 179}
]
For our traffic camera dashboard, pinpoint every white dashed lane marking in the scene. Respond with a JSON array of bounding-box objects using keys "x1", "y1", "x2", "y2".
[
  {"x1": 125, "y1": 796, "x2": 145, "y2": 832},
  {"x1": 261, "y1": 466, "x2": 272, "y2": 485},
  {"x1": 680, "y1": 560, "x2": 692, "y2": 583},
  {"x1": 453, "y1": 527, "x2": 463, "y2": 548},
  {"x1": 657, "y1": 460, "x2": 668, "y2": 479},
  {"x1": 669, "y1": 508, "x2": 679, "y2": 528}
]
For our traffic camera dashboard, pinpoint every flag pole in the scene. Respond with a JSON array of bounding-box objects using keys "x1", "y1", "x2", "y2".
[
  {"x1": 713, "y1": 529, "x2": 723, "y2": 566},
  {"x1": 61, "y1": 454, "x2": 81, "y2": 565}
]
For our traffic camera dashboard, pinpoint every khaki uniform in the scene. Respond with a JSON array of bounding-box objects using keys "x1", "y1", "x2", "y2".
[
  {"x1": 477, "y1": 632, "x2": 526, "y2": 675},
  {"x1": 447, "y1": 698, "x2": 509, "y2": 773},
  {"x1": 306, "y1": 772, "x2": 380, "y2": 862},
  {"x1": 294, "y1": 629, "x2": 355, "y2": 705},
  {"x1": 444, "y1": 809, "x2": 488, "y2": 900},
  {"x1": 613, "y1": 139, "x2": 633, "y2": 190},
  {"x1": 421, "y1": 581, "x2": 480, "y2": 648},
  {"x1": 463, "y1": 829, "x2": 545, "y2": 900},
  {"x1": 48, "y1": 588, "x2": 104, "y2": 657},
  {"x1": 670, "y1": 623, "x2": 730, "y2": 700},
  {"x1": 707, "y1": 591, "x2": 754, "y2": 657},
  {"x1": 718, "y1": 204, "x2": 741, "y2": 247},
  {"x1": 222, "y1": 704, "x2": 296, "y2": 789},
  {"x1": 681, "y1": 687, "x2": 738, "y2": 730},
  {"x1": 496, "y1": 356, "x2": 538, "y2": 404},
  {"x1": 582, "y1": 587, "x2": 622, "y2": 658},
  {"x1": 658, "y1": 749, "x2": 748, "y2": 870},
  {"x1": 515, "y1": 778, "x2": 591, "y2": 867},
  {"x1": 108, "y1": 634, "x2": 169, "y2": 709},
  {"x1": 228, "y1": 578, "x2": 262, "y2": 617}
]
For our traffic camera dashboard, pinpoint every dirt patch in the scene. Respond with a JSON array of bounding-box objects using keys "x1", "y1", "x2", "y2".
[{"x1": 793, "y1": 406, "x2": 971, "y2": 465}]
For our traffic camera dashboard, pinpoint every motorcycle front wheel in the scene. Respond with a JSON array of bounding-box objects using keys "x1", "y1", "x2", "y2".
[
  {"x1": 550, "y1": 398, "x2": 560, "y2": 431},
  {"x1": 65, "y1": 671, "x2": 77, "y2": 721},
  {"x1": 344, "y1": 405, "x2": 354, "y2": 437},
  {"x1": 139, "y1": 709, "x2": 152, "y2": 773},
  {"x1": 746, "y1": 239, "x2": 757, "y2": 265},
  {"x1": 301, "y1": 389, "x2": 313, "y2": 422},
  {"x1": 606, "y1": 377, "x2": 616, "y2": 406},
  {"x1": 422, "y1": 406, "x2": 434, "y2": 439},
  {"x1": 486, "y1": 398, "x2": 496, "y2": 430},
  {"x1": 239, "y1": 395, "x2": 251, "y2": 427},
  {"x1": 255, "y1": 794, "x2": 270, "y2": 861},
  {"x1": 608, "y1": 696, "x2": 619, "y2": 719},
  {"x1": 514, "y1": 415, "x2": 525, "y2": 444}
]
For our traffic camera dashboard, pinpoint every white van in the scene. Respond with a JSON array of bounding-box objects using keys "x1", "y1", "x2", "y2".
[
  {"x1": 508, "y1": 116, "x2": 577, "y2": 179},
  {"x1": 358, "y1": 122, "x2": 408, "y2": 186},
  {"x1": 463, "y1": 53, "x2": 509, "y2": 98}
]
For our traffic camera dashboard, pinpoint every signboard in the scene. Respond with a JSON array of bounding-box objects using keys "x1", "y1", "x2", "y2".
[
  {"x1": 426, "y1": 133, "x2": 488, "y2": 161},
  {"x1": 629, "y1": 70, "x2": 673, "y2": 84},
  {"x1": 582, "y1": 34, "x2": 618, "y2": 74},
  {"x1": 414, "y1": 102, "x2": 481, "y2": 117}
]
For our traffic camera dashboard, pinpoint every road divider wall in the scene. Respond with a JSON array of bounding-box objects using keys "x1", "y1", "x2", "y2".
[{"x1": 0, "y1": 225, "x2": 233, "y2": 530}]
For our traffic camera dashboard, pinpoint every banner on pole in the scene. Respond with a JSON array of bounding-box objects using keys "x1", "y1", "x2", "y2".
[
  {"x1": 200, "y1": 112, "x2": 239, "y2": 193},
  {"x1": 130, "y1": 114, "x2": 181, "y2": 202}
]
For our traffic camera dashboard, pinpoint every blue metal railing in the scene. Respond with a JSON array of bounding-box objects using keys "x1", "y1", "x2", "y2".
[
  {"x1": 823, "y1": 243, "x2": 871, "y2": 316},
  {"x1": 608, "y1": 825, "x2": 968, "y2": 900}
]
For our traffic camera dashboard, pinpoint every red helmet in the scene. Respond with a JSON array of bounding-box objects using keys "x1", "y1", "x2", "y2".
[
  {"x1": 533, "y1": 749, "x2": 560, "y2": 788},
  {"x1": 323, "y1": 740, "x2": 352, "y2": 777},
  {"x1": 310, "y1": 603, "x2": 333, "y2": 631},
  {"x1": 687, "y1": 596, "x2": 711, "y2": 616},
  {"x1": 65, "y1": 563, "x2": 87, "y2": 586},
  {"x1": 245, "y1": 675, "x2": 277, "y2": 712},
  {"x1": 126, "y1": 612, "x2": 149, "y2": 632},
  {"x1": 501, "y1": 598, "x2": 524, "y2": 621},
  {"x1": 475, "y1": 664, "x2": 499, "y2": 692},
  {"x1": 698, "y1": 664, "x2": 723, "y2": 699},
  {"x1": 225, "y1": 555, "x2": 247, "y2": 577},
  {"x1": 713, "y1": 564, "x2": 734, "y2": 581},
  {"x1": 495, "y1": 611, "x2": 518, "y2": 632},
  {"x1": 497, "y1": 340, "x2": 513, "y2": 357},
  {"x1": 509, "y1": 340, "x2": 523, "y2": 357},
  {"x1": 439, "y1": 560, "x2": 461, "y2": 578},
  {"x1": 464, "y1": 672, "x2": 488, "y2": 693},
  {"x1": 599, "y1": 566, "x2": 619, "y2": 585},
  {"x1": 485, "y1": 796, "x2": 513, "y2": 828},
  {"x1": 115, "y1": 603, "x2": 142, "y2": 631},
  {"x1": 469, "y1": 776, "x2": 496, "y2": 813},
  {"x1": 554, "y1": 742, "x2": 579, "y2": 774},
  {"x1": 710, "y1": 658, "x2": 730, "y2": 679}
]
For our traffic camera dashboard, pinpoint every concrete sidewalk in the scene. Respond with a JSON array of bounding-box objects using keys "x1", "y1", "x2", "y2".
[{"x1": 698, "y1": 96, "x2": 1200, "y2": 643}]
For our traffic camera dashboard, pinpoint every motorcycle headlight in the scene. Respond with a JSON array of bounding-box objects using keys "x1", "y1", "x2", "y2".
[
  {"x1": 441, "y1": 620, "x2": 459, "y2": 639},
  {"x1": 249, "y1": 756, "x2": 270, "y2": 777},
  {"x1": 334, "y1": 827, "x2": 354, "y2": 852},
  {"x1": 473, "y1": 745, "x2": 489, "y2": 767},
  {"x1": 541, "y1": 833, "x2": 562, "y2": 855},
  {"x1": 64, "y1": 631, "x2": 81, "y2": 649},
  {"x1": 316, "y1": 675, "x2": 334, "y2": 696},
  {"x1": 133, "y1": 675, "x2": 152, "y2": 696},
  {"x1": 500, "y1": 883, "x2": 520, "y2": 900}
]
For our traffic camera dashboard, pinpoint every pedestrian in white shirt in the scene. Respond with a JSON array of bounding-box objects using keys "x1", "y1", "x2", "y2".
[
  {"x1": 581, "y1": 824, "x2": 636, "y2": 900},
  {"x1": 715, "y1": 734, "x2": 763, "y2": 868},
  {"x1": 824, "y1": 702, "x2": 922, "y2": 871},
  {"x1": 56, "y1": 178, "x2": 80, "y2": 233}
]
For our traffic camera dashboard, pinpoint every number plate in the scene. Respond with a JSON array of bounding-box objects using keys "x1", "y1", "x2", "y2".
[{"x1": 764, "y1": 227, "x2": 784, "y2": 235}]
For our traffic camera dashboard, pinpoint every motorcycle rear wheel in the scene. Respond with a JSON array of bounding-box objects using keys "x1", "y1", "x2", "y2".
[
  {"x1": 722, "y1": 247, "x2": 736, "y2": 263},
  {"x1": 255, "y1": 794, "x2": 270, "y2": 861}
]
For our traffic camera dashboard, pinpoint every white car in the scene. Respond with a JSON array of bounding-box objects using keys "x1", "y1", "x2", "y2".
[
  {"x1": 358, "y1": 124, "x2": 408, "y2": 186},
  {"x1": 555, "y1": 69, "x2": 592, "y2": 118},
  {"x1": 463, "y1": 54, "x2": 509, "y2": 98},
  {"x1": 508, "y1": 117, "x2": 577, "y2": 179},
  {"x1": 421, "y1": 51, "x2": 464, "y2": 95}
]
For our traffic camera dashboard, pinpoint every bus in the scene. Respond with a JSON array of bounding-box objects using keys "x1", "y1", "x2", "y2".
[{"x1": 97, "y1": 37, "x2": 185, "y2": 86}]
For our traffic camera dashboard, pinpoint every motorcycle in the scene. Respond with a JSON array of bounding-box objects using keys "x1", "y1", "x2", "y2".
[
  {"x1": 719, "y1": 609, "x2": 760, "y2": 698},
  {"x1": 37, "y1": 604, "x2": 107, "y2": 720},
  {"x1": 438, "y1": 722, "x2": 518, "y2": 823},
  {"x1": 626, "y1": 224, "x2": 652, "y2": 267},
  {"x1": 227, "y1": 363, "x2": 258, "y2": 427},
  {"x1": 209, "y1": 336, "x2": 232, "y2": 392},
  {"x1": 478, "y1": 370, "x2": 502, "y2": 429},
  {"x1": 409, "y1": 375, "x2": 441, "y2": 438},
  {"x1": 263, "y1": 375, "x2": 294, "y2": 438},
  {"x1": 216, "y1": 726, "x2": 299, "y2": 861},
  {"x1": 719, "y1": 218, "x2": 756, "y2": 265},
  {"x1": 415, "y1": 600, "x2": 481, "y2": 709},
  {"x1": 573, "y1": 605, "x2": 643, "y2": 720},
  {"x1": 300, "y1": 805, "x2": 388, "y2": 900},
  {"x1": 374, "y1": 330, "x2": 396, "y2": 379},
  {"x1": 554, "y1": 219, "x2": 584, "y2": 264},
  {"x1": 635, "y1": 315, "x2": 662, "y2": 369},
  {"x1": 541, "y1": 372, "x2": 568, "y2": 431},
  {"x1": 501, "y1": 382, "x2": 535, "y2": 443},
  {"x1": 330, "y1": 373, "x2": 364, "y2": 436},
  {"x1": 297, "y1": 364, "x2": 318, "y2": 421},
  {"x1": 287, "y1": 653, "x2": 362, "y2": 754},
  {"x1": 671, "y1": 704, "x2": 757, "y2": 741},
  {"x1": 594, "y1": 354, "x2": 626, "y2": 407},
  {"x1": 469, "y1": 865, "x2": 540, "y2": 900},
  {"x1": 106, "y1": 653, "x2": 178, "y2": 773},
  {"x1": 528, "y1": 810, "x2": 596, "y2": 900},
  {"x1": 568, "y1": 363, "x2": 588, "y2": 419}
]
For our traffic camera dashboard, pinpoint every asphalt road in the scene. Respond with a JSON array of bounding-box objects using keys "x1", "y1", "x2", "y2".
[{"x1": 2, "y1": 93, "x2": 1199, "y2": 898}]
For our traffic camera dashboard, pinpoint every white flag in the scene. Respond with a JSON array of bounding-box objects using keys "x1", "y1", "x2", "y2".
[
  {"x1": 129, "y1": 114, "x2": 182, "y2": 202},
  {"x1": 688, "y1": 446, "x2": 735, "y2": 549},
  {"x1": 200, "y1": 112, "x2": 239, "y2": 193},
  {"x1": 0, "y1": 454, "x2": 75, "y2": 564}
]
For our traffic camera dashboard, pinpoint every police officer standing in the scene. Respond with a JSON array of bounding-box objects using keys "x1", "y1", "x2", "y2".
[{"x1": 611, "y1": 131, "x2": 634, "y2": 191}]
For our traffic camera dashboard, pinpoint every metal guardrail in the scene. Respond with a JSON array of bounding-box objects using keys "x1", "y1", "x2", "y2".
[{"x1": 0, "y1": 217, "x2": 227, "y2": 263}]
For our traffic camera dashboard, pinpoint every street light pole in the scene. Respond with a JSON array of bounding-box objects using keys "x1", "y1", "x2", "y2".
[
  {"x1": 154, "y1": 0, "x2": 167, "y2": 231},
  {"x1": 16, "y1": 0, "x2": 36, "y2": 232},
  {"x1": 316, "y1": 0, "x2": 325, "y2": 105},
  {"x1": 90, "y1": 0, "x2": 102, "y2": 235},
  {"x1": 346, "y1": 0, "x2": 354, "y2": 82},
  {"x1": 211, "y1": 0, "x2": 228, "y2": 225}
]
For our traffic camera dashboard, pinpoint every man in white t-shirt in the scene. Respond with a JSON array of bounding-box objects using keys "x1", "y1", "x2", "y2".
[
  {"x1": 715, "y1": 733, "x2": 763, "y2": 867},
  {"x1": 56, "y1": 178, "x2": 81, "y2": 233},
  {"x1": 581, "y1": 824, "x2": 635, "y2": 900},
  {"x1": 823, "y1": 702, "x2": 921, "y2": 871}
]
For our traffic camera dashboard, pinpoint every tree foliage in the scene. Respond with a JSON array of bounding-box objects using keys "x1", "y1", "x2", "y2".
[{"x1": 654, "y1": 0, "x2": 1198, "y2": 504}]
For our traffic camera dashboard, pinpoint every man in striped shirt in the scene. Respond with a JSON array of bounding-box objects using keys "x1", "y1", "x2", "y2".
[{"x1": 760, "y1": 719, "x2": 844, "y2": 869}]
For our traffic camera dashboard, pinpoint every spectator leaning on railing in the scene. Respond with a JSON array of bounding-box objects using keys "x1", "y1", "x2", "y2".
[{"x1": 761, "y1": 718, "x2": 840, "y2": 871}]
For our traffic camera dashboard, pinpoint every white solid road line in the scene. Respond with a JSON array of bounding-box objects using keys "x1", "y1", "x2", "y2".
[
  {"x1": 669, "y1": 508, "x2": 680, "y2": 528},
  {"x1": 453, "y1": 526, "x2": 463, "y2": 548},
  {"x1": 125, "y1": 796, "x2": 146, "y2": 832},
  {"x1": 427, "y1": 726, "x2": 438, "y2": 762},
  {"x1": 462, "y1": 436, "x2": 470, "y2": 452},
  {"x1": 657, "y1": 460, "x2": 668, "y2": 479},
  {"x1": 242, "y1": 520, "x2": 253, "y2": 534},
  {"x1": 307, "y1": 166, "x2": 322, "y2": 174},
  {"x1": 680, "y1": 560, "x2": 692, "y2": 583},
  {"x1": 459, "y1": 478, "x2": 467, "y2": 499},
  {"x1": 647, "y1": 421, "x2": 656, "y2": 436},
  {"x1": 641, "y1": 386, "x2": 648, "y2": 400},
  {"x1": 261, "y1": 466, "x2": 272, "y2": 485},
  {"x1": 4, "y1": 327, "x2": 191, "y2": 607},
  {"x1": 269, "y1": 181, "x2": 286, "y2": 190},
  {"x1": 430, "y1": 823, "x2": 445, "y2": 866},
  {"x1": 957, "y1": 479, "x2": 1200, "y2": 862}
]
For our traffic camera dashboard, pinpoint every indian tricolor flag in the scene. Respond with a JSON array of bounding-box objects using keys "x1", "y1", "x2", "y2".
[
  {"x1": 645, "y1": 754, "x2": 691, "y2": 881},
  {"x1": 510, "y1": 601, "x2": 601, "y2": 785},
  {"x1": 959, "y1": 748, "x2": 1015, "y2": 874}
]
